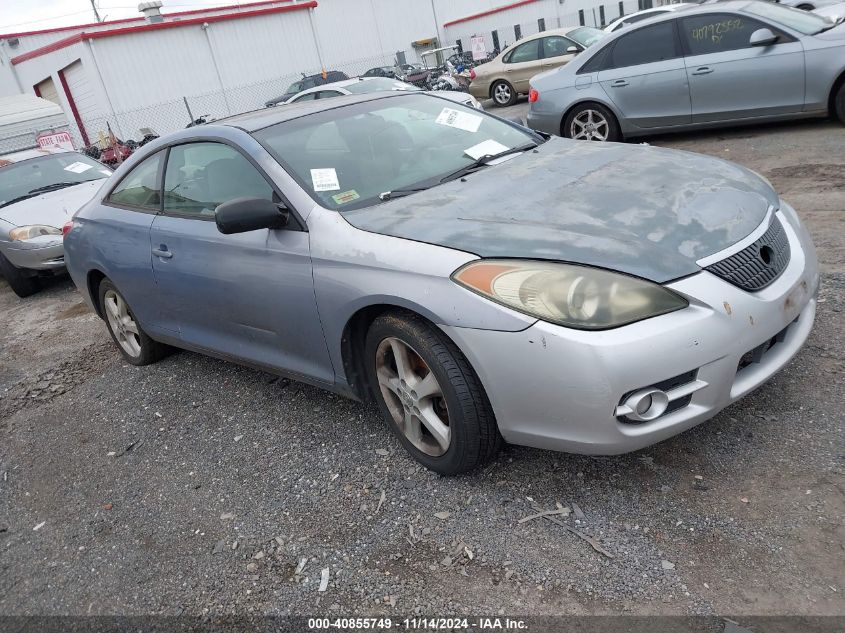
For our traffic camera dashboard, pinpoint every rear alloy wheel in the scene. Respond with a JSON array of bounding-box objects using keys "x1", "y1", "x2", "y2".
[
  {"x1": 564, "y1": 103, "x2": 621, "y2": 142},
  {"x1": 0, "y1": 252, "x2": 41, "y2": 298},
  {"x1": 491, "y1": 80, "x2": 517, "y2": 107},
  {"x1": 365, "y1": 311, "x2": 501, "y2": 475},
  {"x1": 98, "y1": 279, "x2": 168, "y2": 366}
]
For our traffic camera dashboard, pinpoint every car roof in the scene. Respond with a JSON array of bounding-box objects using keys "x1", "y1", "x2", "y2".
[
  {"x1": 0, "y1": 147, "x2": 73, "y2": 165},
  {"x1": 219, "y1": 91, "x2": 417, "y2": 132},
  {"x1": 601, "y1": 1, "x2": 754, "y2": 35},
  {"x1": 285, "y1": 77, "x2": 394, "y2": 101},
  {"x1": 502, "y1": 25, "x2": 589, "y2": 49}
]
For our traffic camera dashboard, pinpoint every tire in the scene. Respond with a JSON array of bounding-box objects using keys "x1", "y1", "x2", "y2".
[
  {"x1": 796, "y1": 4, "x2": 814, "y2": 9},
  {"x1": 563, "y1": 102, "x2": 622, "y2": 142},
  {"x1": 490, "y1": 80, "x2": 517, "y2": 107},
  {"x1": 98, "y1": 278, "x2": 168, "y2": 366},
  {"x1": 0, "y1": 252, "x2": 41, "y2": 298},
  {"x1": 834, "y1": 81, "x2": 845, "y2": 124},
  {"x1": 364, "y1": 310, "x2": 502, "y2": 475}
]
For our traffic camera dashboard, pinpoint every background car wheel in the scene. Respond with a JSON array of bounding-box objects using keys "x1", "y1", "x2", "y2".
[
  {"x1": 98, "y1": 279, "x2": 168, "y2": 366},
  {"x1": 835, "y1": 82, "x2": 845, "y2": 124},
  {"x1": 563, "y1": 103, "x2": 621, "y2": 142},
  {"x1": 491, "y1": 80, "x2": 517, "y2": 107},
  {"x1": 364, "y1": 311, "x2": 501, "y2": 475},
  {"x1": 0, "y1": 253, "x2": 41, "y2": 298},
  {"x1": 796, "y1": 3, "x2": 814, "y2": 9}
]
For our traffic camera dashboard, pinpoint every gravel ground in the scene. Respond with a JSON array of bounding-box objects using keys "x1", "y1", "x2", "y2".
[{"x1": 1, "y1": 117, "x2": 843, "y2": 618}]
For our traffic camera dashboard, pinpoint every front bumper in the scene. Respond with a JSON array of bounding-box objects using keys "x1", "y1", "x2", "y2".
[
  {"x1": 440, "y1": 205, "x2": 819, "y2": 454},
  {"x1": 1, "y1": 239, "x2": 65, "y2": 271}
]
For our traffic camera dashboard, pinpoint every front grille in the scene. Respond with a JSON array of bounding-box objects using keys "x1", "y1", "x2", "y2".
[
  {"x1": 705, "y1": 216, "x2": 790, "y2": 292},
  {"x1": 736, "y1": 318, "x2": 795, "y2": 374}
]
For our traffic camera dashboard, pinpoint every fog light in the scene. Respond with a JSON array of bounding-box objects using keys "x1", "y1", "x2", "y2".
[{"x1": 621, "y1": 388, "x2": 669, "y2": 422}]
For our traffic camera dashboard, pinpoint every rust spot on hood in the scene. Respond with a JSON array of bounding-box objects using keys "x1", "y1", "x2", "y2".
[{"x1": 723, "y1": 301, "x2": 732, "y2": 315}]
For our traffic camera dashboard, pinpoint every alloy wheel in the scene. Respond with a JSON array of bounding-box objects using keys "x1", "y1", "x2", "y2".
[
  {"x1": 493, "y1": 83, "x2": 512, "y2": 105},
  {"x1": 571, "y1": 109, "x2": 610, "y2": 141},
  {"x1": 103, "y1": 289, "x2": 142, "y2": 358},
  {"x1": 375, "y1": 336, "x2": 451, "y2": 456}
]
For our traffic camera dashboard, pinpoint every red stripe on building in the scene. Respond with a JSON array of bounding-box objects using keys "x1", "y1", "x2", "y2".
[
  {"x1": 0, "y1": 0, "x2": 296, "y2": 40},
  {"x1": 11, "y1": 2, "x2": 317, "y2": 65},
  {"x1": 443, "y1": 0, "x2": 540, "y2": 28},
  {"x1": 57, "y1": 67, "x2": 89, "y2": 146}
]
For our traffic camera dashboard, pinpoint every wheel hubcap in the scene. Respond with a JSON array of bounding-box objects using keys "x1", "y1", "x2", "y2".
[
  {"x1": 104, "y1": 289, "x2": 141, "y2": 357},
  {"x1": 375, "y1": 337, "x2": 451, "y2": 457},
  {"x1": 571, "y1": 109, "x2": 609, "y2": 141},
  {"x1": 494, "y1": 83, "x2": 511, "y2": 104}
]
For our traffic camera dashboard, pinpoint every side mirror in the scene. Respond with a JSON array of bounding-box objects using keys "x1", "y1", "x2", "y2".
[
  {"x1": 215, "y1": 197, "x2": 288, "y2": 235},
  {"x1": 749, "y1": 28, "x2": 779, "y2": 47},
  {"x1": 565, "y1": 45, "x2": 580, "y2": 54}
]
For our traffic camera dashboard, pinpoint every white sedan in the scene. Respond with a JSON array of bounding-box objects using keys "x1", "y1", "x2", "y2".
[
  {"x1": 604, "y1": 3, "x2": 695, "y2": 32},
  {"x1": 282, "y1": 76, "x2": 483, "y2": 110}
]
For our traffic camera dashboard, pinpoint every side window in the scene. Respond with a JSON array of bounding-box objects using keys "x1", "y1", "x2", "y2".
[
  {"x1": 162, "y1": 142, "x2": 274, "y2": 218},
  {"x1": 682, "y1": 14, "x2": 776, "y2": 56},
  {"x1": 107, "y1": 151, "x2": 162, "y2": 210},
  {"x1": 542, "y1": 36, "x2": 577, "y2": 59},
  {"x1": 504, "y1": 39, "x2": 540, "y2": 64},
  {"x1": 577, "y1": 45, "x2": 611, "y2": 74},
  {"x1": 316, "y1": 90, "x2": 343, "y2": 99},
  {"x1": 609, "y1": 21, "x2": 679, "y2": 68},
  {"x1": 293, "y1": 92, "x2": 318, "y2": 102}
]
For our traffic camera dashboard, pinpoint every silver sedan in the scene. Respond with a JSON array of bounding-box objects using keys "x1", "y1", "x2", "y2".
[{"x1": 527, "y1": 1, "x2": 845, "y2": 141}]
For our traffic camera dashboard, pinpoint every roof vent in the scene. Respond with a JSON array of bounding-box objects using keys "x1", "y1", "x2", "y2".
[{"x1": 138, "y1": 1, "x2": 164, "y2": 23}]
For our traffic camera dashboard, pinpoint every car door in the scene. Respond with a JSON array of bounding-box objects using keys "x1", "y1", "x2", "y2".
[
  {"x1": 597, "y1": 20, "x2": 692, "y2": 128},
  {"x1": 540, "y1": 35, "x2": 579, "y2": 72},
  {"x1": 501, "y1": 39, "x2": 543, "y2": 92},
  {"x1": 679, "y1": 13, "x2": 804, "y2": 122},
  {"x1": 97, "y1": 151, "x2": 165, "y2": 333},
  {"x1": 149, "y1": 140, "x2": 334, "y2": 384}
]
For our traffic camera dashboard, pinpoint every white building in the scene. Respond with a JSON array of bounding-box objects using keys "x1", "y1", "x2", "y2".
[{"x1": 0, "y1": 0, "x2": 657, "y2": 147}]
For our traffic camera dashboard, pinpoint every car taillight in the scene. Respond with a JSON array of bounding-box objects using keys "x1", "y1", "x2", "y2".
[
  {"x1": 528, "y1": 88, "x2": 539, "y2": 103},
  {"x1": 62, "y1": 221, "x2": 74, "y2": 237},
  {"x1": 470, "y1": 68, "x2": 476, "y2": 80}
]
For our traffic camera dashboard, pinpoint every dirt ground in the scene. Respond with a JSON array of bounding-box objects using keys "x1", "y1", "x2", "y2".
[{"x1": 0, "y1": 116, "x2": 843, "y2": 621}]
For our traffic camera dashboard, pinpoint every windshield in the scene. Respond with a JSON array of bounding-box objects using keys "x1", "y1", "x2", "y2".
[
  {"x1": 345, "y1": 78, "x2": 421, "y2": 94},
  {"x1": 254, "y1": 93, "x2": 538, "y2": 211},
  {"x1": 743, "y1": 1, "x2": 830, "y2": 34},
  {"x1": 285, "y1": 81, "x2": 304, "y2": 94},
  {"x1": 568, "y1": 26, "x2": 606, "y2": 47},
  {"x1": 0, "y1": 152, "x2": 110, "y2": 208}
]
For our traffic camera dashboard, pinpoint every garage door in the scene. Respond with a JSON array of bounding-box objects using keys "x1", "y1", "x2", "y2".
[{"x1": 61, "y1": 60, "x2": 106, "y2": 147}]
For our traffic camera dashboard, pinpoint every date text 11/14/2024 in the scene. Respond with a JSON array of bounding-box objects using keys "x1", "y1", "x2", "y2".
[{"x1": 307, "y1": 617, "x2": 528, "y2": 630}]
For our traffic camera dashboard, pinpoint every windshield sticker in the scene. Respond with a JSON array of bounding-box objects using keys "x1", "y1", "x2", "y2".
[
  {"x1": 64, "y1": 161, "x2": 93, "y2": 174},
  {"x1": 310, "y1": 168, "x2": 340, "y2": 192},
  {"x1": 436, "y1": 107, "x2": 483, "y2": 133},
  {"x1": 464, "y1": 139, "x2": 510, "y2": 160},
  {"x1": 100, "y1": 170, "x2": 113, "y2": 176},
  {"x1": 332, "y1": 189, "x2": 360, "y2": 205}
]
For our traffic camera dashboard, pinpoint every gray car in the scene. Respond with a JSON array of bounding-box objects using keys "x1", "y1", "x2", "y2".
[
  {"x1": 527, "y1": 1, "x2": 845, "y2": 141},
  {"x1": 0, "y1": 148, "x2": 111, "y2": 296},
  {"x1": 64, "y1": 92, "x2": 818, "y2": 475}
]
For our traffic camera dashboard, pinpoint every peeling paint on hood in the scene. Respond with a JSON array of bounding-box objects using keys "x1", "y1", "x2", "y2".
[
  {"x1": 0, "y1": 178, "x2": 106, "y2": 229},
  {"x1": 341, "y1": 137, "x2": 777, "y2": 283}
]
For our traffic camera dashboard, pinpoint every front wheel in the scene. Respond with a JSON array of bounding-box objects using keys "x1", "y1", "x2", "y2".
[
  {"x1": 834, "y1": 82, "x2": 845, "y2": 124},
  {"x1": 0, "y1": 252, "x2": 41, "y2": 298},
  {"x1": 490, "y1": 80, "x2": 517, "y2": 107},
  {"x1": 98, "y1": 279, "x2": 168, "y2": 366},
  {"x1": 563, "y1": 103, "x2": 621, "y2": 142},
  {"x1": 364, "y1": 311, "x2": 501, "y2": 475}
]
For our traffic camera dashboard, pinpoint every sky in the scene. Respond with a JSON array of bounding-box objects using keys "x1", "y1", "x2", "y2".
[{"x1": 1, "y1": 0, "x2": 243, "y2": 33}]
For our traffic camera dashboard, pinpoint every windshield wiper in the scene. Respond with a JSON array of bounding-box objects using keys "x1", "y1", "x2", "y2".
[
  {"x1": 439, "y1": 142, "x2": 538, "y2": 184},
  {"x1": 27, "y1": 181, "x2": 85, "y2": 195},
  {"x1": 378, "y1": 186, "x2": 431, "y2": 201},
  {"x1": 0, "y1": 193, "x2": 37, "y2": 209}
]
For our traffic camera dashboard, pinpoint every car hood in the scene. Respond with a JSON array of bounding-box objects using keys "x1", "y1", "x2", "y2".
[
  {"x1": 341, "y1": 138, "x2": 778, "y2": 283},
  {"x1": 0, "y1": 179, "x2": 106, "y2": 228}
]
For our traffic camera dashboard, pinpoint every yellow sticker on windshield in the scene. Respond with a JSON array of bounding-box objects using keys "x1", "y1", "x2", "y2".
[{"x1": 332, "y1": 189, "x2": 360, "y2": 205}]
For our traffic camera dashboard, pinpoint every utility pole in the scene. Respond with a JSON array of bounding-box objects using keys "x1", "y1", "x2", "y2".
[{"x1": 89, "y1": 0, "x2": 102, "y2": 22}]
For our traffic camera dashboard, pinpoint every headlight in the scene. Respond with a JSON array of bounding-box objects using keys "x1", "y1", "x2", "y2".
[
  {"x1": 452, "y1": 260, "x2": 688, "y2": 330},
  {"x1": 8, "y1": 225, "x2": 62, "y2": 241}
]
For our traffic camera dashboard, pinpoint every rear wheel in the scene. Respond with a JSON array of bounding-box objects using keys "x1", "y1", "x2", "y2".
[
  {"x1": 98, "y1": 279, "x2": 168, "y2": 366},
  {"x1": 491, "y1": 80, "x2": 517, "y2": 107},
  {"x1": 364, "y1": 311, "x2": 501, "y2": 475},
  {"x1": 834, "y1": 81, "x2": 845, "y2": 124},
  {"x1": 0, "y1": 253, "x2": 41, "y2": 298},
  {"x1": 563, "y1": 102, "x2": 621, "y2": 142}
]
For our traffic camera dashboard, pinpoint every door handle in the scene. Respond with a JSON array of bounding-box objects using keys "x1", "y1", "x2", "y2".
[
  {"x1": 691, "y1": 66, "x2": 713, "y2": 75},
  {"x1": 610, "y1": 79, "x2": 628, "y2": 87},
  {"x1": 152, "y1": 247, "x2": 172, "y2": 259}
]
